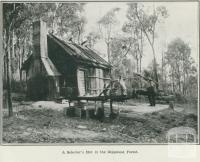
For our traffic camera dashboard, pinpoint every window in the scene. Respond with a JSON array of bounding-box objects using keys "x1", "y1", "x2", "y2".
[{"x1": 87, "y1": 68, "x2": 106, "y2": 95}]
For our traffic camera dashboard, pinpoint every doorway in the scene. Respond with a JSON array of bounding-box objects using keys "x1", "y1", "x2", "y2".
[{"x1": 77, "y1": 69, "x2": 86, "y2": 96}]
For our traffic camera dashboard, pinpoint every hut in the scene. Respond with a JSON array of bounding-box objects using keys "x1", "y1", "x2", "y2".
[{"x1": 21, "y1": 20, "x2": 111, "y2": 100}]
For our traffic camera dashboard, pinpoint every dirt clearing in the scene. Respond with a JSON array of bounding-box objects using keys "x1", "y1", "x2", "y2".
[{"x1": 3, "y1": 100, "x2": 198, "y2": 144}]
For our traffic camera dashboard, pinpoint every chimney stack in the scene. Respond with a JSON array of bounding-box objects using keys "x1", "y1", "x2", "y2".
[{"x1": 32, "y1": 20, "x2": 48, "y2": 59}]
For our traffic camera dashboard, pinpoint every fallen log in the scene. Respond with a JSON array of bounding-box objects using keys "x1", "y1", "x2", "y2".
[{"x1": 119, "y1": 113, "x2": 147, "y2": 122}]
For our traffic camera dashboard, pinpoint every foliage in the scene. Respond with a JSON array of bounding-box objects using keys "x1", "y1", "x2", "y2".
[
  {"x1": 3, "y1": 3, "x2": 86, "y2": 115},
  {"x1": 3, "y1": 3, "x2": 86, "y2": 81},
  {"x1": 98, "y1": 7, "x2": 120, "y2": 27},
  {"x1": 109, "y1": 36, "x2": 135, "y2": 79},
  {"x1": 164, "y1": 38, "x2": 197, "y2": 98},
  {"x1": 86, "y1": 31, "x2": 101, "y2": 48},
  {"x1": 124, "y1": 3, "x2": 168, "y2": 88},
  {"x1": 97, "y1": 7, "x2": 120, "y2": 63}
]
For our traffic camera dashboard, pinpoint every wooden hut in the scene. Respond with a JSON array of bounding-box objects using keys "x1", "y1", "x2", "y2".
[{"x1": 21, "y1": 20, "x2": 111, "y2": 100}]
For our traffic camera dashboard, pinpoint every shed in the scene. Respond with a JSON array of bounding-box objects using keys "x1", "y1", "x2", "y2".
[{"x1": 22, "y1": 20, "x2": 111, "y2": 100}]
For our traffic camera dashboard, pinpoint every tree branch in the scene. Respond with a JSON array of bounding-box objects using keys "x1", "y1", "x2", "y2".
[{"x1": 113, "y1": 42, "x2": 132, "y2": 67}]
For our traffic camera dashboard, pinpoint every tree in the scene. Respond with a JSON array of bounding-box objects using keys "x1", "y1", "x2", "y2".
[
  {"x1": 126, "y1": 3, "x2": 168, "y2": 89},
  {"x1": 86, "y1": 31, "x2": 101, "y2": 48},
  {"x1": 3, "y1": 3, "x2": 27, "y2": 116},
  {"x1": 122, "y1": 7, "x2": 144, "y2": 75},
  {"x1": 98, "y1": 7, "x2": 120, "y2": 63},
  {"x1": 110, "y1": 36, "x2": 135, "y2": 78},
  {"x1": 46, "y1": 3, "x2": 86, "y2": 43},
  {"x1": 4, "y1": 2, "x2": 86, "y2": 80},
  {"x1": 3, "y1": 3, "x2": 86, "y2": 116},
  {"x1": 165, "y1": 38, "x2": 195, "y2": 96}
]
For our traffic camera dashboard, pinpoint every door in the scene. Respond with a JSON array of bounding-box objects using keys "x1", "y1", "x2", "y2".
[{"x1": 77, "y1": 69, "x2": 86, "y2": 96}]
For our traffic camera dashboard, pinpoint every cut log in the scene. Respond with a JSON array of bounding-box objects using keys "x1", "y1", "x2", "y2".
[{"x1": 119, "y1": 113, "x2": 147, "y2": 122}]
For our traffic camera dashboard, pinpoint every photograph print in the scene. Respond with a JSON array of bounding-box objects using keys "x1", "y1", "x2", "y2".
[{"x1": 2, "y1": 1, "x2": 199, "y2": 144}]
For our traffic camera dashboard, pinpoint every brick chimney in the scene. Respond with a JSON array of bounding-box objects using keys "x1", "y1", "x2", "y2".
[{"x1": 32, "y1": 20, "x2": 48, "y2": 59}]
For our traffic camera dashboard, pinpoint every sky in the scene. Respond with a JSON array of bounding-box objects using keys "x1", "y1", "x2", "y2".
[{"x1": 83, "y1": 1, "x2": 199, "y2": 69}]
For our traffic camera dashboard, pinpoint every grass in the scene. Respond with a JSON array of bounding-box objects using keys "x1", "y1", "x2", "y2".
[{"x1": 2, "y1": 101, "x2": 198, "y2": 144}]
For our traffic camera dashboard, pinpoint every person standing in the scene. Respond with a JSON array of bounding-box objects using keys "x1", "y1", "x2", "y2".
[
  {"x1": 119, "y1": 76, "x2": 127, "y2": 96},
  {"x1": 147, "y1": 80, "x2": 156, "y2": 106}
]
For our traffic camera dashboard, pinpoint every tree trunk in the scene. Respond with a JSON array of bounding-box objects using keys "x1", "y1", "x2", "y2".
[
  {"x1": 106, "y1": 42, "x2": 111, "y2": 63},
  {"x1": 151, "y1": 45, "x2": 159, "y2": 90},
  {"x1": 183, "y1": 74, "x2": 185, "y2": 95},
  {"x1": 77, "y1": 27, "x2": 81, "y2": 45},
  {"x1": 161, "y1": 51, "x2": 164, "y2": 90},
  {"x1": 139, "y1": 57, "x2": 142, "y2": 72},
  {"x1": 19, "y1": 39, "x2": 25, "y2": 82},
  {"x1": 172, "y1": 71, "x2": 175, "y2": 93},
  {"x1": 136, "y1": 57, "x2": 139, "y2": 73},
  {"x1": 11, "y1": 30, "x2": 15, "y2": 80},
  {"x1": 140, "y1": 28, "x2": 143, "y2": 74},
  {"x1": 184, "y1": 71, "x2": 189, "y2": 96},
  {"x1": 176, "y1": 66, "x2": 181, "y2": 93},
  {"x1": 0, "y1": 3, "x2": 4, "y2": 114},
  {"x1": 6, "y1": 36, "x2": 13, "y2": 117},
  {"x1": 18, "y1": 47, "x2": 22, "y2": 82},
  {"x1": 139, "y1": 56, "x2": 142, "y2": 88},
  {"x1": 3, "y1": 56, "x2": 7, "y2": 86}
]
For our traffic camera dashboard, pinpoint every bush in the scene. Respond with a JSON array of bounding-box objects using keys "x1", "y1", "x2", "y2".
[{"x1": 174, "y1": 93, "x2": 187, "y2": 103}]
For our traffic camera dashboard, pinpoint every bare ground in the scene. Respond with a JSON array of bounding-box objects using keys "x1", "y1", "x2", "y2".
[{"x1": 3, "y1": 100, "x2": 198, "y2": 144}]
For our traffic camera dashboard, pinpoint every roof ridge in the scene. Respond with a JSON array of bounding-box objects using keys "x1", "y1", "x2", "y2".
[
  {"x1": 48, "y1": 33, "x2": 111, "y2": 68},
  {"x1": 73, "y1": 43, "x2": 111, "y2": 67}
]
